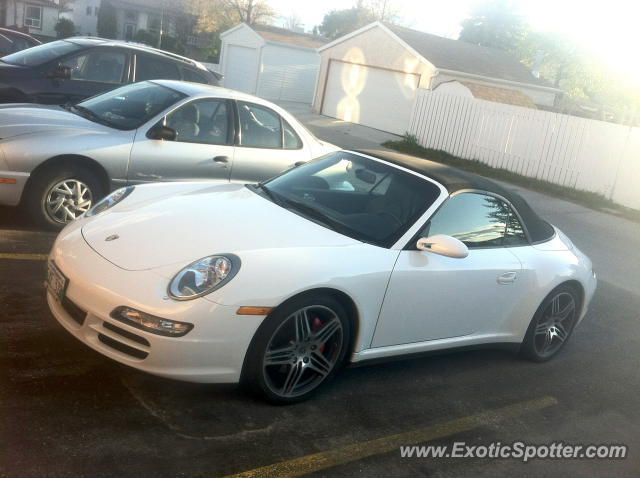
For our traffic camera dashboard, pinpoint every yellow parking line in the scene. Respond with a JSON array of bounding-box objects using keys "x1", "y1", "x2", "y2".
[
  {"x1": 0, "y1": 253, "x2": 48, "y2": 261},
  {"x1": 221, "y1": 396, "x2": 558, "y2": 478}
]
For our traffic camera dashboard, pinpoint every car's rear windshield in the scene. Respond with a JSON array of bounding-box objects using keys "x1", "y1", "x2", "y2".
[
  {"x1": 73, "y1": 81, "x2": 186, "y2": 130},
  {"x1": 1, "y1": 40, "x2": 82, "y2": 66},
  {"x1": 257, "y1": 152, "x2": 442, "y2": 248}
]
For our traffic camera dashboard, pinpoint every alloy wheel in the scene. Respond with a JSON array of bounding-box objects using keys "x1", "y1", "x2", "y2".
[
  {"x1": 45, "y1": 179, "x2": 93, "y2": 224},
  {"x1": 262, "y1": 305, "x2": 344, "y2": 399},
  {"x1": 533, "y1": 291, "x2": 576, "y2": 358}
]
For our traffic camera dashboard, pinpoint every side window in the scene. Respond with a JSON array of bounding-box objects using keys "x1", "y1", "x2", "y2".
[
  {"x1": 421, "y1": 193, "x2": 527, "y2": 248},
  {"x1": 62, "y1": 49, "x2": 126, "y2": 83},
  {"x1": 181, "y1": 67, "x2": 208, "y2": 84},
  {"x1": 238, "y1": 101, "x2": 282, "y2": 148},
  {"x1": 136, "y1": 54, "x2": 181, "y2": 81},
  {"x1": 283, "y1": 119, "x2": 303, "y2": 149},
  {"x1": 165, "y1": 99, "x2": 231, "y2": 145}
]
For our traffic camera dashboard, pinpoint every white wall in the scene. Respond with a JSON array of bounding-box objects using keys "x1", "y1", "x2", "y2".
[
  {"x1": 4, "y1": 1, "x2": 59, "y2": 38},
  {"x1": 257, "y1": 43, "x2": 320, "y2": 103},
  {"x1": 314, "y1": 25, "x2": 437, "y2": 112},
  {"x1": 408, "y1": 89, "x2": 640, "y2": 210},
  {"x1": 61, "y1": 0, "x2": 100, "y2": 35},
  {"x1": 220, "y1": 24, "x2": 263, "y2": 92}
]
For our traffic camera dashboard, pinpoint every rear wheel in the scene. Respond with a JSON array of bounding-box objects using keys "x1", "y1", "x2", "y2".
[
  {"x1": 26, "y1": 166, "x2": 105, "y2": 230},
  {"x1": 520, "y1": 284, "x2": 580, "y2": 362},
  {"x1": 243, "y1": 294, "x2": 350, "y2": 404}
]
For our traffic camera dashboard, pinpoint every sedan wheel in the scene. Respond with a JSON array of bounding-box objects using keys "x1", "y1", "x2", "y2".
[
  {"x1": 521, "y1": 285, "x2": 579, "y2": 362},
  {"x1": 25, "y1": 165, "x2": 104, "y2": 230},
  {"x1": 45, "y1": 179, "x2": 93, "y2": 224},
  {"x1": 244, "y1": 295, "x2": 350, "y2": 403}
]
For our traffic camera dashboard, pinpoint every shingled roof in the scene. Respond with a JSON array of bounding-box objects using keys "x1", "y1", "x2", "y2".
[
  {"x1": 384, "y1": 23, "x2": 552, "y2": 88},
  {"x1": 253, "y1": 24, "x2": 328, "y2": 49}
]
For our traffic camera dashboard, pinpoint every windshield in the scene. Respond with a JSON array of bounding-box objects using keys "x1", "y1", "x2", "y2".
[
  {"x1": 1, "y1": 40, "x2": 82, "y2": 66},
  {"x1": 258, "y1": 152, "x2": 442, "y2": 247},
  {"x1": 72, "y1": 81, "x2": 186, "y2": 130}
]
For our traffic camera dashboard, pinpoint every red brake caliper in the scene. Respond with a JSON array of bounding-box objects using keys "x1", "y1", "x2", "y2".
[{"x1": 312, "y1": 317, "x2": 326, "y2": 353}]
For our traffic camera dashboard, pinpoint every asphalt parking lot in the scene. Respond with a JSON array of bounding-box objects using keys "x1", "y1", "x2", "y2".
[{"x1": 2, "y1": 127, "x2": 640, "y2": 476}]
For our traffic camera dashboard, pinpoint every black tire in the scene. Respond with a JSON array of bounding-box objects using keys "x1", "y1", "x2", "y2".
[
  {"x1": 242, "y1": 294, "x2": 351, "y2": 404},
  {"x1": 25, "y1": 165, "x2": 105, "y2": 230},
  {"x1": 520, "y1": 284, "x2": 580, "y2": 362}
]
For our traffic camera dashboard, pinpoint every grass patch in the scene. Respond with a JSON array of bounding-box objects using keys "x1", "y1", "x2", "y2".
[{"x1": 382, "y1": 137, "x2": 640, "y2": 223}]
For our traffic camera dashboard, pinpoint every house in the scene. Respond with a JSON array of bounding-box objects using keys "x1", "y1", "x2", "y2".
[
  {"x1": 60, "y1": 0, "x2": 100, "y2": 36},
  {"x1": 313, "y1": 21, "x2": 562, "y2": 135},
  {"x1": 0, "y1": 0, "x2": 62, "y2": 40},
  {"x1": 62, "y1": 0, "x2": 206, "y2": 52},
  {"x1": 220, "y1": 23, "x2": 328, "y2": 104}
]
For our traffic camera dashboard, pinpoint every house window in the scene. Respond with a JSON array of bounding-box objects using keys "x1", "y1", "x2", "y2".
[
  {"x1": 186, "y1": 35, "x2": 197, "y2": 46},
  {"x1": 86, "y1": 6, "x2": 91, "y2": 15},
  {"x1": 24, "y1": 4, "x2": 42, "y2": 29},
  {"x1": 94, "y1": 6, "x2": 99, "y2": 15}
]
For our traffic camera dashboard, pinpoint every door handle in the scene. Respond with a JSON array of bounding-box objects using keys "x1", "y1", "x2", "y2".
[
  {"x1": 212, "y1": 156, "x2": 229, "y2": 168},
  {"x1": 294, "y1": 161, "x2": 306, "y2": 167},
  {"x1": 497, "y1": 271, "x2": 518, "y2": 285}
]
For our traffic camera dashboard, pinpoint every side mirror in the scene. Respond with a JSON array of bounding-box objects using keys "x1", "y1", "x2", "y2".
[
  {"x1": 147, "y1": 125, "x2": 177, "y2": 141},
  {"x1": 50, "y1": 64, "x2": 71, "y2": 80},
  {"x1": 416, "y1": 234, "x2": 469, "y2": 258}
]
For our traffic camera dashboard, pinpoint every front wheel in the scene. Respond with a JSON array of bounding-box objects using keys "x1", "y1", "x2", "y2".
[
  {"x1": 243, "y1": 295, "x2": 351, "y2": 404},
  {"x1": 26, "y1": 166, "x2": 104, "y2": 230},
  {"x1": 520, "y1": 284, "x2": 580, "y2": 362}
]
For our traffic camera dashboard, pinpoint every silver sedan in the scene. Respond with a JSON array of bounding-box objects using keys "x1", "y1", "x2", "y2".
[{"x1": 0, "y1": 80, "x2": 338, "y2": 228}]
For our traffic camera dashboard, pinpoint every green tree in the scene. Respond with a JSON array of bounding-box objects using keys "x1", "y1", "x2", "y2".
[
  {"x1": 55, "y1": 18, "x2": 76, "y2": 38},
  {"x1": 458, "y1": 0, "x2": 526, "y2": 52},
  {"x1": 97, "y1": 0, "x2": 117, "y2": 39},
  {"x1": 319, "y1": 4, "x2": 374, "y2": 40}
]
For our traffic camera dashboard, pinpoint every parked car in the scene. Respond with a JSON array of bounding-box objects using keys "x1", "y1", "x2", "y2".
[
  {"x1": 0, "y1": 27, "x2": 41, "y2": 56},
  {"x1": 47, "y1": 149, "x2": 596, "y2": 403},
  {"x1": 0, "y1": 37, "x2": 220, "y2": 104},
  {"x1": 0, "y1": 80, "x2": 338, "y2": 228}
]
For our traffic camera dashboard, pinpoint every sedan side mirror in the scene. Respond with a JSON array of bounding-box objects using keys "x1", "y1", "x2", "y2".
[
  {"x1": 416, "y1": 234, "x2": 469, "y2": 258},
  {"x1": 49, "y1": 64, "x2": 71, "y2": 80},
  {"x1": 147, "y1": 125, "x2": 177, "y2": 141}
]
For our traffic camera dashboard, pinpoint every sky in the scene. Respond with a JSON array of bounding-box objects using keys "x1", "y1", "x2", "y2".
[{"x1": 268, "y1": 0, "x2": 640, "y2": 83}]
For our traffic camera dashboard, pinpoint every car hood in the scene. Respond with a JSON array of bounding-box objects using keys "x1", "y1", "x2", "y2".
[
  {"x1": 81, "y1": 182, "x2": 360, "y2": 271},
  {"x1": 0, "y1": 104, "x2": 106, "y2": 138}
]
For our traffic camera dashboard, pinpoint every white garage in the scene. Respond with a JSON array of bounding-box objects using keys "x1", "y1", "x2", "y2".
[
  {"x1": 321, "y1": 60, "x2": 419, "y2": 135},
  {"x1": 220, "y1": 23, "x2": 327, "y2": 104},
  {"x1": 314, "y1": 22, "x2": 560, "y2": 135}
]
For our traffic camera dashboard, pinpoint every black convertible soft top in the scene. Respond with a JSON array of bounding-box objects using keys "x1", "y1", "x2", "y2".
[{"x1": 356, "y1": 149, "x2": 555, "y2": 244}]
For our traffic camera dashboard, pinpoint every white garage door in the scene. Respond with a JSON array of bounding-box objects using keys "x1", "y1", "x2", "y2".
[
  {"x1": 223, "y1": 45, "x2": 259, "y2": 94},
  {"x1": 257, "y1": 45, "x2": 320, "y2": 103},
  {"x1": 321, "y1": 61, "x2": 419, "y2": 135}
]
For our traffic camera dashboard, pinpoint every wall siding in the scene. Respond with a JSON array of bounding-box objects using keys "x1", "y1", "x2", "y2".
[{"x1": 409, "y1": 89, "x2": 640, "y2": 210}]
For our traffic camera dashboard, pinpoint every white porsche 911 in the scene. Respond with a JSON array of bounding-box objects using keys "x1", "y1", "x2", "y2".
[{"x1": 47, "y1": 150, "x2": 596, "y2": 403}]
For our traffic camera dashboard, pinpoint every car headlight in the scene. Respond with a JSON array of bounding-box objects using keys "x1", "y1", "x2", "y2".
[
  {"x1": 86, "y1": 186, "x2": 134, "y2": 217},
  {"x1": 168, "y1": 254, "x2": 240, "y2": 300}
]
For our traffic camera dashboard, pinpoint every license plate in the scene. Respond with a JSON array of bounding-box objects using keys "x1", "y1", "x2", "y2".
[{"x1": 46, "y1": 261, "x2": 68, "y2": 303}]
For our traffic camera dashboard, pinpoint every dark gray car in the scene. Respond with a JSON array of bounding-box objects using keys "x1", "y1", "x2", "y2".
[{"x1": 0, "y1": 37, "x2": 220, "y2": 104}]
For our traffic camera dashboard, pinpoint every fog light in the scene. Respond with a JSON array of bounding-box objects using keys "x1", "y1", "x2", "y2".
[{"x1": 110, "y1": 306, "x2": 193, "y2": 337}]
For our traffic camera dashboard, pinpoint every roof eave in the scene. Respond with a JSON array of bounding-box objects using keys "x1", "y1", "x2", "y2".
[{"x1": 435, "y1": 68, "x2": 562, "y2": 94}]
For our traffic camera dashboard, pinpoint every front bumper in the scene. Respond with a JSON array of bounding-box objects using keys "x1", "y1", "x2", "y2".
[{"x1": 48, "y1": 224, "x2": 265, "y2": 383}]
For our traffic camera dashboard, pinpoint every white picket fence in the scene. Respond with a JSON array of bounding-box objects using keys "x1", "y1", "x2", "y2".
[{"x1": 408, "y1": 90, "x2": 640, "y2": 210}]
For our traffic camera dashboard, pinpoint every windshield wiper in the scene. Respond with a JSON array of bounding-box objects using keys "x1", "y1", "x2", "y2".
[
  {"x1": 279, "y1": 197, "x2": 348, "y2": 234},
  {"x1": 70, "y1": 105, "x2": 105, "y2": 124},
  {"x1": 252, "y1": 182, "x2": 283, "y2": 205}
]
